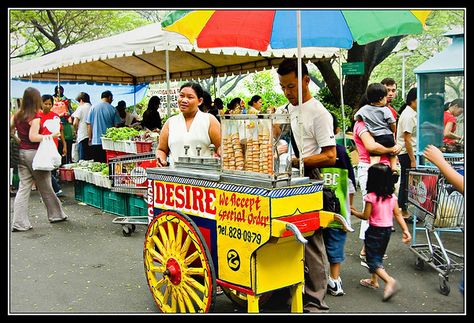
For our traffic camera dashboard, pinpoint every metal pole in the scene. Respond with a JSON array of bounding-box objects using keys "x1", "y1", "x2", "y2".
[
  {"x1": 338, "y1": 49, "x2": 346, "y2": 147},
  {"x1": 402, "y1": 52, "x2": 406, "y2": 99},
  {"x1": 296, "y1": 10, "x2": 304, "y2": 178},
  {"x1": 165, "y1": 41, "x2": 171, "y2": 117}
]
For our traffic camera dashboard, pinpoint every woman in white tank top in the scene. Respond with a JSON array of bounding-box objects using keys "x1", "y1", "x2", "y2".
[{"x1": 155, "y1": 82, "x2": 221, "y2": 167}]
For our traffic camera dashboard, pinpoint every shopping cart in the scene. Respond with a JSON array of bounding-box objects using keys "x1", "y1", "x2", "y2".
[
  {"x1": 407, "y1": 168, "x2": 464, "y2": 295},
  {"x1": 108, "y1": 152, "x2": 157, "y2": 236}
]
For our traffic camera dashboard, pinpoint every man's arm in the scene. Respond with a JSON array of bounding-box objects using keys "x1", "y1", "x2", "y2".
[
  {"x1": 292, "y1": 145, "x2": 336, "y2": 168},
  {"x1": 403, "y1": 132, "x2": 416, "y2": 168}
]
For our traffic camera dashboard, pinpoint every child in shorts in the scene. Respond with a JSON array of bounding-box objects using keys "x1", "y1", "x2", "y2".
[
  {"x1": 351, "y1": 163, "x2": 411, "y2": 301},
  {"x1": 321, "y1": 113, "x2": 357, "y2": 296}
]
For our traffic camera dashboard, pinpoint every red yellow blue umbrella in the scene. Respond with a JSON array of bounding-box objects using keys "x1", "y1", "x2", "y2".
[
  {"x1": 162, "y1": 9, "x2": 431, "y2": 171},
  {"x1": 162, "y1": 10, "x2": 431, "y2": 51}
]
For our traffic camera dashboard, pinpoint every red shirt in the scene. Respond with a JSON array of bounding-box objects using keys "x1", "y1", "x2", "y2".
[
  {"x1": 443, "y1": 110, "x2": 457, "y2": 144},
  {"x1": 14, "y1": 117, "x2": 39, "y2": 150},
  {"x1": 387, "y1": 104, "x2": 398, "y2": 120},
  {"x1": 36, "y1": 111, "x2": 62, "y2": 147}
]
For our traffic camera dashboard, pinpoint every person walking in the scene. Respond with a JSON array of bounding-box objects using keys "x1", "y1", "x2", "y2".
[
  {"x1": 321, "y1": 113, "x2": 357, "y2": 297},
  {"x1": 277, "y1": 58, "x2": 336, "y2": 312},
  {"x1": 352, "y1": 94, "x2": 401, "y2": 265},
  {"x1": 41, "y1": 94, "x2": 67, "y2": 196},
  {"x1": 396, "y1": 87, "x2": 418, "y2": 221},
  {"x1": 52, "y1": 85, "x2": 74, "y2": 165},
  {"x1": 351, "y1": 163, "x2": 411, "y2": 301},
  {"x1": 86, "y1": 90, "x2": 122, "y2": 163},
  {"x1": 11, "y1": 87, "x2": 69, "y2": 232},
  {"x1": 71, "y1": 92, "x2": 92, "y2": 161}
]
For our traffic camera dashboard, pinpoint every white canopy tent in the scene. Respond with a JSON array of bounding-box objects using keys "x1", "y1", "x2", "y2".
[{"x1": 10, "y1": 22, "x2": 338, "y2": 85}]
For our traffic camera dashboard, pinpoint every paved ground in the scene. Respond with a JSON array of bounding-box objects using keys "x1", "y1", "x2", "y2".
[{"x1": 8, "y1": 180, "x2": 466, "y2": 315}]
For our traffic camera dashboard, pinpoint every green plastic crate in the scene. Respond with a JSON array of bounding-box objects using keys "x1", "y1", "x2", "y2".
[
  {"x1": 102, "y1": 190, "x2": 128, "y2": 216},
  {"x1": 127, "y1": 194, "x2": 148, "y2": 217},
  {"x1": 83, "y1": 182, "x2": 103, "y2": 209},
  {"x1": 74, "y1": 181, "x2": 85, "y2": 202}
]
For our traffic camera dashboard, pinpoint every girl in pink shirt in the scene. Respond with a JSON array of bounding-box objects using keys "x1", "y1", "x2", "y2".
[{"x1": 351, "y1": 163, "x2": 411, "y2": 302}]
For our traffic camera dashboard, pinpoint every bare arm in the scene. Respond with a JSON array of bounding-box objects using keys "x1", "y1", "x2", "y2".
[
  {"x1": 73, "y1": 115, "x2": 80, "y2": 132},
  {"x1": 360, "y1": 130, "x2": 401, "y2": 156},
  {"x1": 423, "y1": 145, "x2": 464, "y2": 193},
  {"x1": 443, "y1": 122, "x2": 462, "y2": 140},
  {"x1": 208, "y1": 114, "x2": 222, "y2": 154},
  {"x1": 403, "y1": 132, "x2": 416, "y2": 168},
  {"x1": 393, "y1": 200, "x2": 411, "y2": 244},
  {"x1": 155, "y1": 121, "x2": 170, "y2": 167},
  {"x1": 87, "y1": 123, "x2": 92, "y2": 145},
  {"x1": 293, "y1": 145, "x2": 336, "y2": 169},
  {"x1": 29, "y1": 118, "x2": 59, "y2": 142},
  {"x1": 351, "y1": 202, "x2": 371, "y2": 220},
  {"x1": 60, "y1": 129, "x2": 67, "y2": 156}
]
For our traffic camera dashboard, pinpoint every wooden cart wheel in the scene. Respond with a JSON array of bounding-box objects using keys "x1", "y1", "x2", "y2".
[
  {"x1": 144, "y1": 210, "x2": 216, "y2": 313},
  {"x1": 221, "y1": 287, "x2": 272, "y2": 310}
]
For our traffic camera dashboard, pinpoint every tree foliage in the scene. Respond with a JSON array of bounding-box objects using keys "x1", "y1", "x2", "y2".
[
  {"x1": 315, "y1": 10, "x2": 464, "y2": 111},
  {"x1": 242, "y1": 71, "x2": 287, "y2": 113},
  {"x1": 10, "y1": 9, "x2": 148, "y2": 60}
]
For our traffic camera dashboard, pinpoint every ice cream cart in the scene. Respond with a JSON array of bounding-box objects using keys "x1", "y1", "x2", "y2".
[
  {"x1": 143, "y1": 114, "x2": 353, "y2": 313},
  {"x1": 407, "y1": 29, "x2": 464, "y2": 295}
]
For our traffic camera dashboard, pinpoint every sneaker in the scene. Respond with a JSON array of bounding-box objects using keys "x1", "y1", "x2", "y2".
[
  {"x1": 327, "y1": 277, "x2": 344, "y2": 296},
  {"x1": 55, "y1": 189, "x2": 64, "y2": 197}
]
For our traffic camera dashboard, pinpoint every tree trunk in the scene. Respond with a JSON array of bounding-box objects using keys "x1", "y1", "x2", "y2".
[{"x1": 315, "y1": 36, "x2": 403, "y2": 111}]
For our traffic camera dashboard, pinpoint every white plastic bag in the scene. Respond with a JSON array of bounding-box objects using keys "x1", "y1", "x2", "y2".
[
  {"x1": 32, "y1": 136, "x2": 62, "y2": 171},
  {"x1": 71, "y1": 142, "x2": 79, "y2": 162}
]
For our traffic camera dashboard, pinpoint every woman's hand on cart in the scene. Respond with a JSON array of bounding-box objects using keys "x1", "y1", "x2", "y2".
[{"x1": 156, "y1": 157, "x2": 168, "y2": 167}]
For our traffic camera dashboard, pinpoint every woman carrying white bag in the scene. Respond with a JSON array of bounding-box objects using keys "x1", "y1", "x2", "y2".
[{"x1": 11, "y1": 87, "x2": 68, "y2": 232}]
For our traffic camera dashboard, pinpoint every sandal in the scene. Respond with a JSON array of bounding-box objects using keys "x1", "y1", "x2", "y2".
[
  {"x1": 383, "y1": 280, "x2": 401, "y2": 302},
  {"x1": 360, "y1": 278, "x2": 379, "y2": 289}
]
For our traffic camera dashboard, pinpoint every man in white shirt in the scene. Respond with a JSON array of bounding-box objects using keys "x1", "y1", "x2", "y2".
[
  {"x1": 277, "y1": 58, "x2": 336, "y2": 312},
  {"x1": 72, "y1": 92, "x2": 92, "y2": 160}
]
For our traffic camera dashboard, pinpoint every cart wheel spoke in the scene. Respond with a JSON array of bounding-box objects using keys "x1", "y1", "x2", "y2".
[{"x1": 144, "y1": 211, "x2": 216, "y2": 313}]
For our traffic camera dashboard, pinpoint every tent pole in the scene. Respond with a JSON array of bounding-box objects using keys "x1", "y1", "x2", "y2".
[{"x1": 338, "y1": 49, "x2": 346, "y2": 148}]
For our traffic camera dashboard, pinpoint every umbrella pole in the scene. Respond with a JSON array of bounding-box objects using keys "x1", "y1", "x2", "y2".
[
  {"x1": 337, "y1": 49, "x2": 346, "y2": 148},
  {"x1": 296, "y1": 10, "x2": 304, "y2": 178},
  {"x1": 165, "y1": 43, "x2": 171, "y2": 118}
]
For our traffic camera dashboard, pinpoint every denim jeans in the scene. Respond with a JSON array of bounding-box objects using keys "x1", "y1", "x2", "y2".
[{"x1": 364, "y1": 225, "x2": 392, "y2": 273}]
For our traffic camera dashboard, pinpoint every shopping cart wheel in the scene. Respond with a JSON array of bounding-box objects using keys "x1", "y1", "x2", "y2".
[
  {"x1": 415, "y1": 257, "x2": 424, "y2": 270},
  {"x1": 143, "y1": 210, "x2": 216, "y2": 313},
  {"x1": 439, "y1": 274, "x2": 450, "y2": 296},
  {"x1": 122, "y1": 225, "x2": 133, "y2": 237}
]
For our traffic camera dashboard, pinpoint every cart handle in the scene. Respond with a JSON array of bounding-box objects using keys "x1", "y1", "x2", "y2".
[{"x1": 285, "y1": 223, "x2": 308, "y2": 244}]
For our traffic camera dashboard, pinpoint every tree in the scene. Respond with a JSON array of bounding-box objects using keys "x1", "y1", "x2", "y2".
[
  {"x1": 242, "y1": 70, "x2": 287, "y2": 112},
  {"x1": 314, "y1": 10, "x2": 464, "y2": 111},
  {"x1": 10, "y1": 10, "x2": 148, "y2": 60}
]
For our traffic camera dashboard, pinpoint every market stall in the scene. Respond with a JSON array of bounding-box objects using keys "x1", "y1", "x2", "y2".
[{"x1": 143, "y1": 114, "x2": 353, "y2": 313}]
